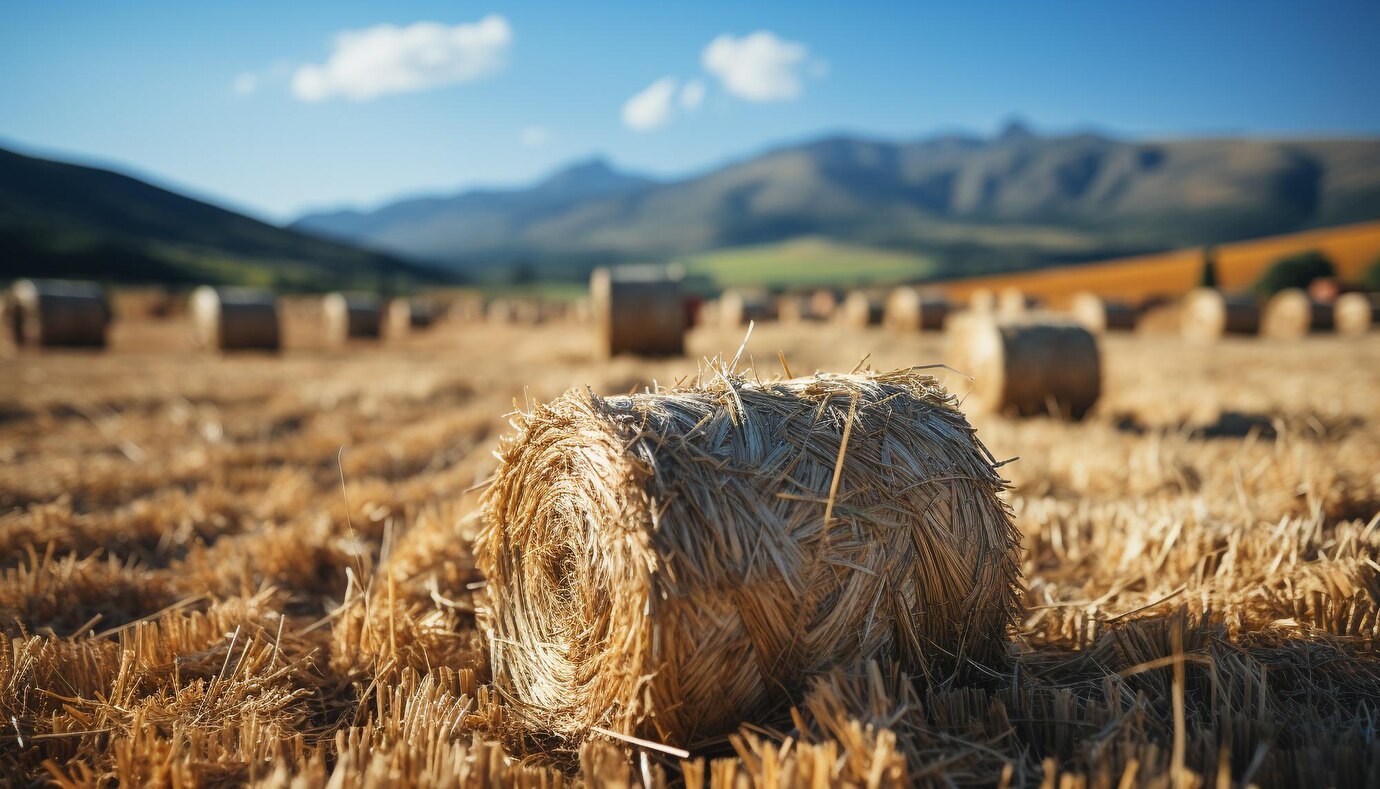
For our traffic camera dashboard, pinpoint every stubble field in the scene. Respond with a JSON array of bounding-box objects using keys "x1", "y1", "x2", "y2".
[{"x1": 2, "y1": 315, "x2": 1378, "y2": 787}]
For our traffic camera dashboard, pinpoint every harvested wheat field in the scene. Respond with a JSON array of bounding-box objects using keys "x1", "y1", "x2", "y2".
[{"x1": 2, "y1": 314, "x2": 1379, "y2": 787}]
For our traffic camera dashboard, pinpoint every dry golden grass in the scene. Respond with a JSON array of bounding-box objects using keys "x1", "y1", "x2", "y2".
[{"x1": 1, "y1": 314, "x2": 1378, "y2": 786}]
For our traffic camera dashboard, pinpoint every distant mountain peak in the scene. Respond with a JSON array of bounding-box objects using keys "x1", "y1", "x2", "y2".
[
  {"x1": 997, "y1": 118, "x2": 1038, "y2": 144},
  {"x1": 536, "y1": 156, "x2": 652, "y2": 195}
]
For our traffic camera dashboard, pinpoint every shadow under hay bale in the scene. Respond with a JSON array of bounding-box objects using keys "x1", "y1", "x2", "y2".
[
  {"x1": 1335, "y1": 292, "x2": 1378, "y2": 336},
  {"x1": 883, "y1": 287, "x2": 950, "y2": 332},
  {"x1": 478, "y1": 369, "x2": 1021, "y2": 749},
  {"x1": 322, "y1": 293, "x2": 383, "y2": 345},
  {"x1": 189, "y1": 286, "x2": 281, "y2": 352},
  {"x1": 1261, "y1": 288, "x2": 1334, "y2": 339},
  {"x1": 718, "y1": 289, "x2": 777, "y2": 328},
  {"x1": 1180, "y1": 288, "x2": 1260, "y2": 342},
  {"x1": 1070, "y1": 292, "x2": 1138, "y2": 334},
  {"x1": 590, "y1": 265, "x2": 685, "y2": 358},
  {"x1": 8, "y1": 278, "x2": 110, "y2": 349},
  {"x1": 946, "y1": 314, "x2": 1102, "y2": 420}
]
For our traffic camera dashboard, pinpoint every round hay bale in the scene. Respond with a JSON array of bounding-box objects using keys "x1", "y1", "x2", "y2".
[
  {"x1": 837, "y1": 291, "x2": 884, "y2": 328},
  {"x1": 1334, "y1": 292, "x2": 1378, "y2": 336},
  {"x1": 884, "y1": 288, "x2": 951, "y2": 332},
  {"x1": 1070, "y1": 292, "x2": 1138, "y2": 334},
  {"x1": 809, "y1": 288, "x2": 842, "y2": 320},
  {"x1": 1261, "y1": 288, "x2": 1334, "y2": 339},
  {"x1": 969, "y1": 288, "x2": 997, "y2": 314},
  {"x1": 189, "y1": 286, "x2": 280, "y2": 351},
  {"x1": 478, "y1": 369, "x2": 1021, "y2": 747},
  {"x1": 1180, "y1": 288, "x2": 1259, "y2": 342},
  {"x1": 590, "y1": 266, "x2": 685, "y2": 358},
  {"x1": 383, "y1": 298, "x2": 414, "y2": 339},
  {"x1": 9, "y1": 279, "x2": 110, "y2": 348},
  {"x1": 946, "y1": 314, "x2": 1101, "y2": 419},
  {"x1": 997, "y1": 288, "x2": 1035, "y2": 317},
  {"x1": 776, "y1": 293, "x2": 821, "y2": 323},
  {"x1": 322, "y1": 293, "x2": 382, "y2": 345},
  {"x1": 718, "y1": 289, "x2": 777, "y2": 328}
]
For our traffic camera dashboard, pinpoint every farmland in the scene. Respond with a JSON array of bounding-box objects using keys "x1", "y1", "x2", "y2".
[{"x1": 2, "y1": 314, "x2": 1379, "y2": 785}]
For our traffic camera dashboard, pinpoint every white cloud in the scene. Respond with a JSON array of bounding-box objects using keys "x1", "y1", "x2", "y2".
[
  {"x1": 232, "y1": 72, "x2": 258, "y2": 96},
  {"x1": 292, "y1": 15, "x2": 511, "y2": 102},
  {"x1": 679, "y1": 79, "x2": 705, "y2": 111},
  {"x1": 701, "y1": 31, "x2": 809, "y2": 102},
  {"x1": 621, "y1": 76, "x2": 679, "y2": 131},
  {"x1": 521, "y1": 125, "x2": 550, "y2": 147}
]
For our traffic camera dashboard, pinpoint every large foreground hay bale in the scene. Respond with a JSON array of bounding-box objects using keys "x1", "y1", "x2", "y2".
[
  {"x1": 479, "y1": 369, "x2": 1021, "y2": 747},
  {"x1": 1260, "y1": 288, "x2": 1334, "y2": 339},
  {"x1": 590, "y1": 266, "x2": 685, "y2": 357},
  {"x1": 189, "y1": 286, "x2": 280, "y2": 351},
  {"x1": 946, "y1": 314, "x2": 1101, "y2": 419},
  {"x1": 8, "y1": 279, "x2": 110, "y2": 348},
  {"x1": 718, "y1": 289, "x2": 777, "y2": 328},
  {"x1": 1070, "y1": 292, "x2": 1138, "y2": 333},
  {"x1": 322, "y1": 293, "x2": 383, "y2": 345},
  {"x1": 884, "y1": 288, "x2": 951, "y2": 332},
  {"x1": 837, "y1": 291, "x2": 884, "y2": 327},
  {"x1": 1334, "y1": 292, "x2": 1378, "y2": 336},
  {"x1": 1180, "y1": 288, "x2": 1260, "y2": 342}
]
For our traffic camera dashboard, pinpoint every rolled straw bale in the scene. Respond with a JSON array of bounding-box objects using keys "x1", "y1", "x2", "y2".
[
  {"x1": 486, "y1": 299, "x2": 515, "y2": 323},
  {"x1": 809, "y1": 288, "x2": 842, "y2": 320},
  {"x1": 478, "y1": 368, "x2": 1021, "y2": 747},
  {"x1": 9, "y1": 279, "x2": 110, "y2": 348},
  {"x1": 777, "y1": 293, "x2": 821, "y2": 323},
  {"x1": 838, "y1": 290, "x2": 885, "y2": 328},
  {"x1": 189, "y1": 286, "x2": 280, "y2": 351},
  {"x1": 969, "y1": 288, "x2": 997, "y2": 314},
  {"x1": 945, "y1": 313, "x2": 1101, "y2": 419},
  {"x1": 590, "y1": 266, "x2": 685, "y2": 357},
  {"x1": 883, "y1": 288, "x2": 951, "y2": 332},
  {"x1": 1334, "y1": 292, "x2": 1378, "y2": 336},
  {"x1": 1179, "y1": 288, "x2": 1259, "y2": 342},
  {"x1": 1070, "y1": 292, "x2": 1138, "y2": 334},
  {"x1": 383, "y1": 298, "x2": 414, "y2": 339},
  {"x1": 1261, "y1": 288, "x2": 1334, "y2": 339},
  {"x1": 997, "y1": 288, "x2": 1036, "y2": 317},
  {"x1": 322, "y1": 293, "x2": 382, "y2": 345}
]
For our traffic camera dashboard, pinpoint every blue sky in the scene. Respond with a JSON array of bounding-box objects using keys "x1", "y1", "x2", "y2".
[{"x1": 2, "y1": 1, "x2": 1378, "y2": 221}]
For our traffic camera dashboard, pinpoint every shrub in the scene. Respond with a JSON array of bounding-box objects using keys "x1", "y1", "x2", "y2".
[{"x1": 1253, "y1": 250, "x2": 1335, "y2": 296}]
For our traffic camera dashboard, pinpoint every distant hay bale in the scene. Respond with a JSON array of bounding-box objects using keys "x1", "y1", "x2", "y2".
[
  {"x1": 1335, "y1": 292, "x2": 1378, "y2": 336},
  {"x1": 478, "y1": 368, "x2": 1021, "y2": 747},
  {"x1": 997, "y1": 288, "x2": 1036, "y2": 317},
  {"x1": 946, "y1": 314, "x2": 1101, "y2": 419},
  {"x1": 322, "y1": 293, "x2": 383, "y2": 345},
  {"x1": 189, "y1": 286, "x2": 280, "y2": 351},
  {"x1": 718, "y1": 289, "x2": 777, "y2": 328},
  {"x1": 883, "y1": 288, "x2": 951, "y2": 332},
  {"x1": 1180, "y1": 288, "x2": 1260, "y2": 342},
  {"x1": 8, "y1": 279, "x2": 110, "y2": 348},
  {"x1": 590, "y1": 266, "x2": 685, "y2": 358},
  {"x1": 969, "y1": 288, "x2": 997, "y2": 313},
  {"x1": 777, "y1": 293, "x2": 821, "y2": 323},
  {"x1": 809, "y1": 289, "x2": 842, "y2": 320},
  {"x1": 837, "y1": 291, "x2": 884, "y2": 328},
  {"x1": 1070, "y1": 292, "x2": 1138, "y2": 334},
  {"x1": 383, "y1": 298, "x2": 414, "y2": 339},
  {"x1": 1261, "y1": 288, "x2": 1334, "y2": 339}
]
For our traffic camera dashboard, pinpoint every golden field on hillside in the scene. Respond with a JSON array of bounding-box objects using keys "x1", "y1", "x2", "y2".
[{"x1": 2, "y1": 315, "x2": 1379, "y2": 787}]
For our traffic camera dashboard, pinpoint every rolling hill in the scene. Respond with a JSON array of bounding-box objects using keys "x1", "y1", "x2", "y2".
[
  {"x1": 0, "y1": 144, "x2": 452, "y2": 290},
  {"x1": 294, "y1": 124, "x2": 1380, "y2": 281}
]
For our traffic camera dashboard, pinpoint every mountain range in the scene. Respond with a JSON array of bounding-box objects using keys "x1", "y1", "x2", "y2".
[
  {"x1": 0, "y1": 144, "x2": 450, "y2": 289},
  {"x1": 294, "y1": 123, "x2": 1380, "y2": 280}
]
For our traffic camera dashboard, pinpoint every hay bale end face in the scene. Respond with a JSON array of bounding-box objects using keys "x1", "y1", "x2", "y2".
[
  {"x1": 997, "y1": 288, "x2": 1036, "y2": 317},
  {"x1": 884, "y1": 288, "x2": 951, "y2": 332},
  {"x1": 322, "y1": 293, "x2": 383, "y2": 345},
  {"x1": 838, "y1": 291, "x2": 884, "y2": 328},
  {"x1": 1335, "y1": 292, "x2": 1378, "y2": 336},
  {"x1": 478, "y1": 369, "x2": 1021, "y2": 747},
  {"x1": 590, "y1": 266, "x2": 685, "y2": 358},
  {"x1": 1070, "y1": 292, "x2": 1138, "y2": 334},
  {"x1": 190, "y1": 286, "x2": 280, "y2": 351},
  {"x1": 1180, "y1": 288, "x2": 1260, "y2": 342},
  {"x1": 1261, "y1": 288, "x2": 1334, "y2": 339},
  {"x1": 383, "y1": 298, "x2": 414, "y2": 340},
  {"x1": 718, "y1": 289, "x2": 777, "y2": 328},
  {"x1": 9, "y1": 279, "x2": 110, "y2": 348},
  {"x1": 946, "y1": 314, "x2": 1102, "y2": 419}
]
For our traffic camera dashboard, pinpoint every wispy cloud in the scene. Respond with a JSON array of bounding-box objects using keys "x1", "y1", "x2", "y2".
[
  {"x1": 679, "y1": 79, "x2": 706, "y2": 111},
  {"x1": 292, "y1": 15, "x2": 511, "y2": 102},
  {"x1": 702, "y1": 31, "x2": 809, "y2": 102},
  {"x1": 521, "y1": 125, "x2": 550, "y2": 147},
  {"x1": 232, "y1": 72, "x2": 258, "y2": 96},
  {"x1": 621, "y1": 76, "x2": 680, "y2": 132}
]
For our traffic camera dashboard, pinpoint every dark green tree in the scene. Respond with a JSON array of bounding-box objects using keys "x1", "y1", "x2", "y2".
[
  {"x1": 1253, "y1": 250, "x2": 1335, "y2": 296},
  {"x1": 1199, "y1": 246, "x2": 1219, "y2": 289}
]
